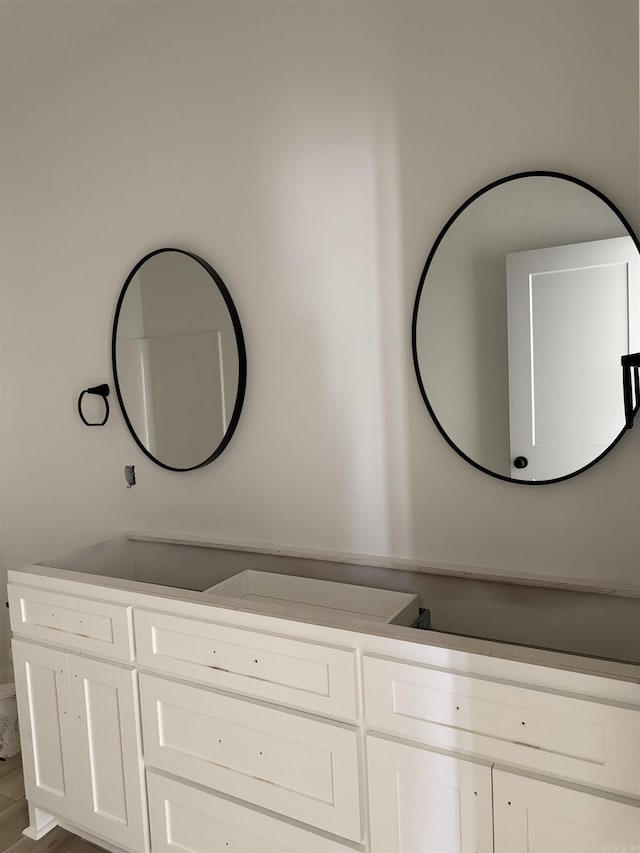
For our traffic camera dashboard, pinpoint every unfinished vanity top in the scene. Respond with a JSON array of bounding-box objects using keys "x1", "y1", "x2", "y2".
[{"x1": 17, "y1": 531, "x2": 640, "y2": 674}]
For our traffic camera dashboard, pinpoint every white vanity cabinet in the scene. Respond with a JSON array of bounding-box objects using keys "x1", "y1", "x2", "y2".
[
  {"x1": 12, "y1": 639, "x2": 148, "y2": 852},
  {"x1": 7, "y1": 564, "x2": 640, "y2": 853},
  {"x1": 363, "y1": 653, "x2": 640, "y2": 853}
]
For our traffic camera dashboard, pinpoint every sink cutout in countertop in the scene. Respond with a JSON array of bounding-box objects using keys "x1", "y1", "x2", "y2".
[{"x1": 203, "y1": 571, "x2": 420, "y2": 627}]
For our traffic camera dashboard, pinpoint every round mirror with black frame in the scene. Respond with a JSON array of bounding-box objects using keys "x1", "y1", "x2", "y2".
[
  {"x1": 112, "y1": 248, "x2": 247, "y2": 472},
  {"x1": 412, "y1": 171, "x2": 640, "y2": 484}
]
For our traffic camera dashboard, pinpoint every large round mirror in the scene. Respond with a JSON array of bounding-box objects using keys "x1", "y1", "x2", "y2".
[
  {"x1": 413, "y1": 172, "x2": 640, "y2": 484},
  {"x1": 113, "y1": 248, "x2": 246, "y2": 471}
]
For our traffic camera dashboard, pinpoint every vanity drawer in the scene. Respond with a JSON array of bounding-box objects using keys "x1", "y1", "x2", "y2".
[
  {"x1": 134, "y1": 608, "x2": 357, "y2": 720},
  {"x1": 147, "y1": 771, "x2": 357, "y2": 853},
  {"x1": 363, "y1": 655, "x2": 640, "y2": 797},
  {"x1": 139, "y1": 674, "x2": 362, "y2": 843},
  {"x1": 8, "y1": 584, "x2": 133, "y2": 661}
]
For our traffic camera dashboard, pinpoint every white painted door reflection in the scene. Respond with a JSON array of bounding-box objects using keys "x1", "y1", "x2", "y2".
[
  {"x1": 145, "y1": 331, "x2": 225, "y2": 469},
  {"x1": 118, "y1": 330, "x2": 227, "y2": 470},
  {"x1": 507, "y1": 236, "x2": 639, "y2": 480}
]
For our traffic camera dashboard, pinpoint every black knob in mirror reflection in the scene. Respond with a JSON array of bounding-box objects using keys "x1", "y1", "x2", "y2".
[{"x1": 513, "y1": 456, "x2": 529, "y2": 469}]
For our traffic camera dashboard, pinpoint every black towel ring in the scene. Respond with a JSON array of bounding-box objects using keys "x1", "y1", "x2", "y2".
[{"x1": 78, "y1": 383, "x2": 110, "y2": 426}]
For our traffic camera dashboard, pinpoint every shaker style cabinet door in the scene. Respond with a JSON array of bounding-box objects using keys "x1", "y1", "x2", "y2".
[
  {"x1": 13, "y1": 639, "x2": 148, "y2": 853},
  {"x1": 494, "y1": 770, "x2": 640, "y2": 853},
  {"x1": 367, "y1": 736, "x2": 493, "y2": 853},
  {"x1": 69, "y1": 656, "x2": 148, "y2": 852},
  {"x1": 12, "y1": 640, "x2": 81, "y2": 824}
]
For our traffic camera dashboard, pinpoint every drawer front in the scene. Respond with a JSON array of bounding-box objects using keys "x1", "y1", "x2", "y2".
[
  {"x1": 147, "y1": 771, "x2": 356, "y2": 853},
  {"x1": 134, "y1": 609, "x2": 357, "y2": 720},
  {"x1": 8, "y1": 584, "x2": 133, "y2": 661},
  {"x1": 364, "y1": 655, "x2": 640, "y2": 797},
  {"x1": 140, "y1": 674, "x2": 362, "y2": 843}
]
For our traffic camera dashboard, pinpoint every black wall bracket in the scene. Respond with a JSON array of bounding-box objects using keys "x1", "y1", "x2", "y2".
[{"x1": 622, "y1": 354, "x2": 640, "y2": 428}]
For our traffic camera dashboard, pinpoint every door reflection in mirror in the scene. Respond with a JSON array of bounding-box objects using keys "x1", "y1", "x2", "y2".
[
  {"x1": 113, "y1": 249, "x2": 246, "y2": 471},
  {"x1": 413, "y1": 172, "x2": 640, "y2": 484},
  {"x1": 506, "y1": 236, "x2": 639, "y2": 481}
]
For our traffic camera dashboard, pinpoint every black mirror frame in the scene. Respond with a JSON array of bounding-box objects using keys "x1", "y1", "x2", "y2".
[
  {"x1": 112, "y1": 247, "x2": 247, "y2": 472},
  {"x1": 411, "y1": 170, "x2": 640, "y2": 486}
]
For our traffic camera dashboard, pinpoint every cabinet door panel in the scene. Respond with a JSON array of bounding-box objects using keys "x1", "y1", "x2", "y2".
[
  {"x1": 12, "y1": 640, "x2": 80, "y2": 822},
  {"x1": 147, "y1": 771, "x2": 355, "y2": 853},
  {"x1": 140, "y1": 674, "x2": 362, "y2": 842},
  {"x1": 367, "y1": 735, "x2": 493, "y2": 853},
  {"x1": 69, "y1": 656, "x2": 147, "y2": 852},
  {"x1": 494, "y1": 770, "x2": 640, "y2": 853}
]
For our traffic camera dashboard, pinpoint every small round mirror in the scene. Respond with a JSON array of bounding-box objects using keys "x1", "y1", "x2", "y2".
[
  {"x1": 113, "y1": 248, "x2": 246, "y2": 471},
  {"x1": 412, "y1": 172, "x2": 640, "y2": 484}
]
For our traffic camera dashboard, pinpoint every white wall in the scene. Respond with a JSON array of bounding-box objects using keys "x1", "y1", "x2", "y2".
[{"x1": 1, "y1": 0, "x2": 639, "y2": 659}]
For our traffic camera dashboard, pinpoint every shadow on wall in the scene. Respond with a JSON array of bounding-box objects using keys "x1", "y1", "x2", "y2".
[{"x1": 247, "y1": 4, "x2": 392, "y2": 556}]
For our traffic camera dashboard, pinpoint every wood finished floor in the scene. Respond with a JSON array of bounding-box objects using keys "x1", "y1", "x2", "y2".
[{"x1": 0, "y1": 756, "x2": 105, "y2": 853}]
